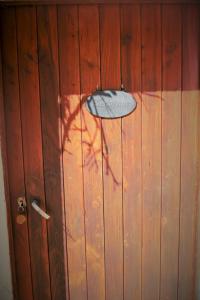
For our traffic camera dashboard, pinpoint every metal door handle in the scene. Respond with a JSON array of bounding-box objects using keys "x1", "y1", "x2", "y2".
[{"x1": 31, "y1": 199, "x2": 50, "y2": 220}]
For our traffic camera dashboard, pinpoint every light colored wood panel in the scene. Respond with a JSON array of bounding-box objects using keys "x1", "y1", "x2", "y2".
[
  {"x1": 121, "y1": 5, "x2": 142, "y2": 300},
  {"x1": 141, "y1": 92, "x2": 161, "y2": 300},
  {"x1": 195, "y1": 102, "x2": 200, "y2": 300},
  {"x1": 179, "y1": 90, "x2": 200, "y2": 300},
  {"x1": 178, "y1": 5, "x2": 200, "y2": 300},
  {"x1": 141, "y1": 5, "x2": 161, "y2": 300},
  {"x1": 160, "y1": 5, "x2": 181, "y2": 300},
  {"x1": 161, "y1": 91, "x2": 181, "y2": 300},
  {"x1": 100, "y1": 5, "x2": 123, "y2": 300},
  {"x1": 79, "y1": 5, "x2": 105, "y2": 300},
  {"x1": 58, "y1": 6, "x2": 87, "y2": 300}
]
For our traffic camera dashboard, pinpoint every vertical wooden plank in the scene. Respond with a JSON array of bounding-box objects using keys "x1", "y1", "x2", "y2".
[
  {"x1": 58, "y1": 5, "x2": 87, "y2": 300},
  {"x1": 37, "y1": 6, "x2": 69, "y2": 300},
  {"x1": 0, "y1": 30, "x2": 16, "y2": 300},
  {"x1": 161, "y1": 5, "x2": 181, "y2": 300},
  {"x1": 79, "y1": 5, "x2": 105, "y2": 300},
  {"x1": 121, "y1": 5, "x2": 142, "y2": 300},
  {"x1": 0, "y1": 16, "x2": 16, "y2": 300},
  {"x1": 141, "y1": 5, "x2": 161, "y2": 300},
  {"x1": 194, "y1": 101, "x2": 200, "y2": 300},
  {"x1": 179, "y1": 5, "x2": 200, "y2": 300},
  {"x1": 100, "y1": 5, "x2": 123, "y2": 300},
  {"x1": 196, "y1": 119, "x2": 200, "y2": 300},
  {"x1": 16, "y1": 7, "x2": 51, "y2": 300},
  {"x1": 0, "y1": 8, "x2": 33, "y2": 300}
]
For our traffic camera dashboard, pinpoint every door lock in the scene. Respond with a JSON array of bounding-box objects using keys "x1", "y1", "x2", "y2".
[{"x1": 17, "y1": 197, "x2": 27, "y2": 214}]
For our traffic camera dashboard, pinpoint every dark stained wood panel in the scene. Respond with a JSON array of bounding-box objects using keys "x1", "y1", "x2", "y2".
[
  {"x1": 141, "y1": 4, "x2": 161, "y2": 300},
  {"x1": 182, "y1": 5, "x2": 199, "y2": 91},
  {"x1": 0, "y1": 32, "x2": 18, "y2": 300},
  {"x1": 58, "y1": 5, "x2": 87, "y2": 300},
  {"x1": 178, "y1": 4, "x2": 200, "y2": 300},
  {"x1": 100, "y1": 5, "x2": 123, "y2": 300},
  {"x1": 79, "y1": 5, "x2": 105, "y2": 300},
  {"x1": 161, "y1": 4, "x2": 181, "y2": 300},
  {"x1": 37, "y1": 6, "x2": 69, "y2": 299},
  {"x1": 121, "y1": 5, "x2": 142, "y2": 300},
  {"x1": 1, "y1": 0, "x2": 199, "y2": 6},
  {"x1": 0, "y1": 8, "x2": 33, "y2": 300},
  {"x1": 16, "y1": 6, "x2": 51, "y2": 300}
]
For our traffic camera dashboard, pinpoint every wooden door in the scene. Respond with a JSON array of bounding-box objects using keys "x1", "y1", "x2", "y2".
[{"x1": 0, "y1": 3, "x2": 200, "y2": 300}]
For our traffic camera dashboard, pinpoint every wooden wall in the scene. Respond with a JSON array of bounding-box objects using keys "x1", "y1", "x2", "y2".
[{"x1": 0, "y1": 3, "x2": 200, "y2": 300}]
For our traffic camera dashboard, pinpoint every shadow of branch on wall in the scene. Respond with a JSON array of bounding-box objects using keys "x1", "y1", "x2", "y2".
[
  {"x1": 61, "y1": 92, "x2": 120, "y2": 188},
  {"x1": 60, "y1": 90, "x2": 165, "y2": 190}
]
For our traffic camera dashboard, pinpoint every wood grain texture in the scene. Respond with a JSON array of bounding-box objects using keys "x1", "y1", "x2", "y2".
[
  {"x1": 161, "y1": 5, "x2": 181, "y2": 300},
  {"x1": 1, "y1": 0, "x2": 199, "y2": 7},
  {"x1": 79, "y1": 5, "x2": 105, "y2": 300},
  {"x1": 100, "y1": 5, "x2": 123, "y2": 300},
  {"x1": 141, "y1": 4, "x2": 161, "y2": 300},
  {"x1": 121, "y1": 5, "x2": 142, "y2": 300},
  {"x1": 58, "y1": 5, "x2": 87, "y2": 300},
  {"x1": 16, "y1": 7, "x2": 51, "y2": 300},
  {"x1": 178, "y1": 5, "x2": 200, "y2": 300},
  {"x1": 195, "y1": 102, "x2": 200, "y2": 299},
  {"x1": 0, "y1": 20, "x2": 17, "y2": 300},
  {"x1": 0, "y1": 35, "x2": 17, "y2": 300},
  {"x1": 0, "y1": 8, "x2": 33, "y2": 300},
  {"x1": 37, "y1": 6, "x2": 69, "y2": 300},
  {"x1": 1, "y1": 4, "x2": 200, "y2": 300}
]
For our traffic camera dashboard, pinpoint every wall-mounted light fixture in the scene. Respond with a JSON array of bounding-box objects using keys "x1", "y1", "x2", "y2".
[{"x1": 86, "y1": 89, "x2": 137, "y2": 119}]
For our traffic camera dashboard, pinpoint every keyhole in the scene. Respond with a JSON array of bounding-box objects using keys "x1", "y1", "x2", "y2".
[{"x1": 17, "y1": 197, "x2": 27, "y2": 214}]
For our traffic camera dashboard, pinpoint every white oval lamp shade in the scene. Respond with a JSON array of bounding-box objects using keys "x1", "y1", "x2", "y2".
[{"x1": 85, "y1": 90, "x2": 137, "y2": 119}]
